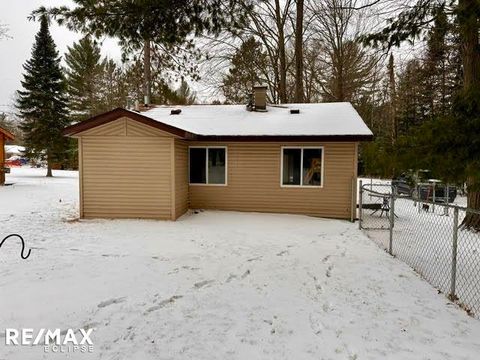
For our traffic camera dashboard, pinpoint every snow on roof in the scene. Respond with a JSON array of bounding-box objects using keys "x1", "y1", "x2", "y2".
[
  {"x1": 4, "y1": 145, "x2": 25, "y2": 155},
  {"x1": 136, "y1": 102, "x2": 373, "y2": 137}
]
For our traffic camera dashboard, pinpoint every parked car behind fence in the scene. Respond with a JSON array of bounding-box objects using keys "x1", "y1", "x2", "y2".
[{"x1": 392, "y1": 175, "x2": 457, "y2": 203}]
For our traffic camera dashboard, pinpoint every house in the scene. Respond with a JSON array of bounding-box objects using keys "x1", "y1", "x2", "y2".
[
  {"x1": 0, "y1": 126, "x2": 15, "y2": 185},
  {"x1": 63, "y1": 86, "x2": 373, "y2": 221}
]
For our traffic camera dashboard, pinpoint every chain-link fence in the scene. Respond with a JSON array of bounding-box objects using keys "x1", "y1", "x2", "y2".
[{"x1": 359, "y1": 181, "x2": 480, "y2": 318}]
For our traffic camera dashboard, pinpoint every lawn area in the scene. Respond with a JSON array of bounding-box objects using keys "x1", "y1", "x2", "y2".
[
  {"x1": 1, "y1": 167, "x2": 480, "y2": 360},
  {"x1": 359, "y1": 180, "x2": 480, "y2": 316}
]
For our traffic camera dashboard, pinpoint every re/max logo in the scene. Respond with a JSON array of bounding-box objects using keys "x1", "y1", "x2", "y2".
[{"x1": 4, "y1": 328, "x2": 94, "y2": 346}]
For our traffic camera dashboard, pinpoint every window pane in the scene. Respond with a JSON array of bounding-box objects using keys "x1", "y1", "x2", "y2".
[
  {"x1": 302, "y1": 148, "x2": 322, "y2": 186},
  {"x1": 189, "y1": 148, "x2": 206, "y2": 183},
  {"x1": 282, "y1": 149, "x2": 301, "y2": 185},
  {"x1": 208, "y1": 148, "x2": 226, "y2": 184}
]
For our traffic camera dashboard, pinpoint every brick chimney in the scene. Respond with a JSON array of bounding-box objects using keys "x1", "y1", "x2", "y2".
[{"x1": 253, "y1": 85, "x2": 267, "y2": 111}]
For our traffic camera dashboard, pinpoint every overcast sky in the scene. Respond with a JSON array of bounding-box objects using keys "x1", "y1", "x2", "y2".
[
  {"x1": 0, "y1": 0, "x2": 121, "y2": 114},
  {"x1": 0, "y1": 1, "x2": 418, "y2": 115}
]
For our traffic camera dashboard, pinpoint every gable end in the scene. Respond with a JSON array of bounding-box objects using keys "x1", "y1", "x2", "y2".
[{"x1": 63, "y1": 108, "x2": 192, "y2": 138}]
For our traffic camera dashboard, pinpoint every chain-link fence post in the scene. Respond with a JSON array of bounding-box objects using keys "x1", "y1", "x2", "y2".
[
  {"x1": 358, "y1": 180, "x2": 363, "y2": 230},
  {"x1": 449, "y1": 206, "x2": 459, "y2": 300},
  {"x1": 432, "y1": 183, "x2": 436, "y2": 213},
  {"x1": 417, "y1": 184, "x2": 421, "y2": 213},
  {"x1": 389, "y1": 188, "x2": 395, "y2": 255},
  {"x1": 444, "y1": 184, "x2": 450, "y2": 216}
]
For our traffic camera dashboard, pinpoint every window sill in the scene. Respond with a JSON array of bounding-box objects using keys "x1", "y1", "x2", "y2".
[
  {"x1": 189, "y1": 183, "x2": 228, "y2": 187},
  {"x1": 280, "y1": 184, "x2": 323, "y2": 189}
]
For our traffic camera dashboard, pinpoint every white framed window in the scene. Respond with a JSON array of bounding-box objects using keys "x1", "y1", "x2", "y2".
[
  {"x1": 280, "y1": 147, "x2": 324, "y2": 187},
  {"x1": 189, "y1": 146, "x2": 227, "y2": 185}
]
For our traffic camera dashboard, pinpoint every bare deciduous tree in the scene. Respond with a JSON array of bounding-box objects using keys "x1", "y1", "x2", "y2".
[
  {"x1": 236, "y1": 0, "x2": 294, "y2": 103},
  {"x1": 309, "y1": 0, "x2": 379, "y2": 103}
]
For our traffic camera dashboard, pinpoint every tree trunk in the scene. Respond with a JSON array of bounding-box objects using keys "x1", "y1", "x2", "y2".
[
  {"x1": 459, "y1": 0, "x2": 480, "y2": 227},
  {"x1": 275, "y1": 0, "x2": 287, "y2": 103},
  {"x1": 333, "y1": 45, "x2": 345, "y2": 101},
  {"x1": 388, "y1": 54, "x2": 397, "y2": 146},
  {"x1": 143, "y1": 39, "x2": 152, "y2": 105},
  {"x1": 46, "y1": 154, "x2": 53, "y2": 177},
  {"x1": 460, "y1": 0, "x2": 480, "y2": 92},
  {"x1": 336, "y1": 64, "x2": 344, "y2": 101},
  {"x1": 294, "y1": 0, "x2": 304, "y2": 103},
  {"x1": 464, "y1": 177, "x2": 480, "y2": 229},
  {"x1": 441, "y1": 59, "x2": 446, "y2": 116}
]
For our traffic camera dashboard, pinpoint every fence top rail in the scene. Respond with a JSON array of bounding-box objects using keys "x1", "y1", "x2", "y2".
[
  {"x1": 361, "y1": 183, "x2": 392, "y2": 196},
  {"x1": 361, "y1": 181, "x2": 480, "y2": 215},
  {"x1": 396, "y1": 194, "x2": 480, "y2": 214}
]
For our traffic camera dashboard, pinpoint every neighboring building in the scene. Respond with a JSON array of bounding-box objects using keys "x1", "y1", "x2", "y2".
[
  {"x1": 63, "y1": 87, "x2": 373, "y2": 221},
  {"x1": 5, "y1": 145, "x2": 25, "y2": 159},
  {"x1": 0, "y1": 127, "x2": 15, "y2": 185}
]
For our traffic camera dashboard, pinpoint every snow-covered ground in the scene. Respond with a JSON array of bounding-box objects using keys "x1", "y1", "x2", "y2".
[
  {"x1": 359, "y1": 179, "x2": 480, "y2": 317},
  {"x1": 1, "y1": 168, "x2": 480, "y2": 360}
]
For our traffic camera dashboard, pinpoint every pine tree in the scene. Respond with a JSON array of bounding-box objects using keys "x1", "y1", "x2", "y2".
[
  {"x1": 222, "y1": 37, "x2": 269, "y2": 104},
  {"x1": 173, "y1": 80, "x2": 196, "y2": 105},
  {"x1": 395, "y1": 60, "x2": 427, "y2": 135},
  {"x1": 100, "y1": 59, "x2": 128, "y2": 110},
  {"x1": 65, "y1": 37, "x2": 105, "y2": 121},
  {"x1": 361, "y1": 0, "x2": 480, "y2": 225},
  {"x1": 16, "y1": 16, "x2": 69, "y2": 177},
  {"x1": 36, "y1": 1, "x2": 247, "y2": 106},
  {"x1": 421, "y1": 6, "x2": 462, "y2": 119}
]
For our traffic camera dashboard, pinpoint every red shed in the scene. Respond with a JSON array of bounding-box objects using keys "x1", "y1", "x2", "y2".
[{"x1": 0, "y1": 126, "x2": 14, "y2": 185}]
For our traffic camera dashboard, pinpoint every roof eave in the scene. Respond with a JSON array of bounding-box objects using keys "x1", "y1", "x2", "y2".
[
  {"x1": 62, "y1": 108, "x2": 374, "y2": 142},
  {"x1": 0, "y1": 127, "x2": 15, "y2": 141},
  {"x1": 191, "y1": 134, "x2": 374, "y2": 142}
]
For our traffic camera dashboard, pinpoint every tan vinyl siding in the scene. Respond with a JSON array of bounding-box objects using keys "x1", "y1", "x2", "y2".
[
  {"x1": 78, "y1": 118, "x2": 127, "y2": 136},
  {"x1": 74, "y1": 115, "x2": 359, "y2": 220},
  {"x1": 174, "y1": 139, "x2": 189, "y2": 219},
  {"x1": 188, "y1": 142, "x2": 357, "y2": 219},
  {"x1": 77, "y1": 117, "x2": 178, "y2": 138},
  {"x1": 78, "y1": 117, "x2": 173, "y2": 219},
  {"x1": 126, "y1": 119, "x2": 177, "y2": 137},
  {"x1": 351, "y1": 143, "x2": 359, "y2": 221}
]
